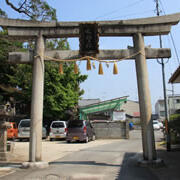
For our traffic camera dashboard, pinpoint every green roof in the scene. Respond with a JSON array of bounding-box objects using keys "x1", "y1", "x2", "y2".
[{"x1": 79, "y1": 96, "x2": 128, "y2": 120}]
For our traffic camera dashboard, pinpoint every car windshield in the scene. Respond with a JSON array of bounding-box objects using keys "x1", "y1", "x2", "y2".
[
  {"x1": 19, "y1": 120, "x2": 30, "y2": 127},
  {"x1": 153, "y1": 121, "x2": 158, "y2": 124},
  {"x1": 52, "y1": 122, "x2": 65, "y2": 128},
  {"x1": 68, "y1": 120, "x2": 83, "y2": 128}
]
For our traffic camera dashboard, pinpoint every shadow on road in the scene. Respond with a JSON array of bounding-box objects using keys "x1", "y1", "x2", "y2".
[
  {"x1": 50, "y1": 160, "x2": 121, "y2": 167},
  {"x1": 115, "y1": 152, "x2": 159, "y2": 180},
  {"x1": 0, "y1": 162, "x2": 21, "y2": 168},
  {"x1": 115, "y1": 146, "x2": 180, "y2": 180}
]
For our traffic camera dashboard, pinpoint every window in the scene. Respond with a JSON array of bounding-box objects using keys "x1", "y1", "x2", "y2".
[
  {"x1": 19, "y1": 120, "x2": 30, "y2": 127},
  {"x1": 175, "y1": 99, "x2": 180, "y2": 103},
  {"x1": 68, "y1": 120, "x2": 84, "y2": 128},
  {"x1": 160, "y1": 111, "x2": 165, "y2": 117},
  {"x1": 160, "y1": 103, "x2": 164, "y2": 107},
  {"x1": 52, "y1": 122, "x2": 65, "y2": 128}
]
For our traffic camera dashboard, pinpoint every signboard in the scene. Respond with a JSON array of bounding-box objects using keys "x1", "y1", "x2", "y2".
[
  {"x1": 79, "y1": 23, "x2": 99, "y2": 56},
  {"x1": 113, "y1": 110, "x2": 126, "y2": 121}
]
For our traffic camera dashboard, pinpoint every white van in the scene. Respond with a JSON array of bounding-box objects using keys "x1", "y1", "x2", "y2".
[
  {"x1": 49, "y1": 121, "x2": 67, "y2": 141},
  {"x1": 18, "y1": 119, "x2": 47, "y2": 141}
]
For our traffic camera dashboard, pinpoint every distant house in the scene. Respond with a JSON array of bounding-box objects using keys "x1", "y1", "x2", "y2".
[
  {"x1": 155, "y1": 95, "x2": 180, "y2": 117},
  {"x1": 169, "y1": 65, "x2": 180, "y2": 83},
  {"x1": 121, "y1": 100, "x2": 140, "y2": 123},
  {"x1": 155, "y1": 99, "x2": 165, "y2": 118}
]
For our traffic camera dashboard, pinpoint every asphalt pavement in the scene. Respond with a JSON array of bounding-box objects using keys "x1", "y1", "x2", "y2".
[{"x1": 0, "y1": 130, "x2": 180, "y2": 180}]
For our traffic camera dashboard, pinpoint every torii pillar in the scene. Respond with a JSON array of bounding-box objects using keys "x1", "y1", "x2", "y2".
[
  {"x1": 29, "y1": 32, "x2": 45, "y2": 162},
  {"x1": 133, "y1": 33, "x2": 156, "y2": 160}
]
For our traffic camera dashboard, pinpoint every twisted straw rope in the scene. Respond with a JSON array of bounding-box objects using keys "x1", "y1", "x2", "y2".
[{"x1": 35, "y1": 50, "x2": 144, "y2": 63}]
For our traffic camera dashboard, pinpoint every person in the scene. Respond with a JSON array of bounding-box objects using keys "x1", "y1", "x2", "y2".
[{"x1": 129, "y1": 122, "x2": 134, "y2": 130}]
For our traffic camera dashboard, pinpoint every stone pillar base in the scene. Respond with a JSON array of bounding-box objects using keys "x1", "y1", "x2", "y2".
[
  {"x1": 138, "y1": 158, "x2": 165, "y2": 168},
  {"x1": 22, "y1": 162, "x2": 49, "y2": 169}
]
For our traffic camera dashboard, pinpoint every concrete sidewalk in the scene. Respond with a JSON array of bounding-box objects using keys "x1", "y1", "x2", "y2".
[
  {"x1": 151, "y1": 143, "x2": 180, "y2": 180},
  {"x1": 115, "y1": 140, "x2": 180, "y2": 180}
]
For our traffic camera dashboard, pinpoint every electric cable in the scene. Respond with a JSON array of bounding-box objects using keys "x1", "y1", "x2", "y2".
[
  {"x1": 158, "y1": 0, "x2": 180, "y2": 65},
  {"x1": 109, "y1": 9, "x2": 154, "y2": 20},
  {"x1": 95, "y1": 0, "x2": 145, "y2": 20}
]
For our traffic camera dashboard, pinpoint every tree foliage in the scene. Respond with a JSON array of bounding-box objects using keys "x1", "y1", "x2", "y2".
[
  {"x1": 3, "y1": 0, "x2": 56, "y2": 21},
  {"x1": 0, "y1": 1, "x2": 88, "y2": 121},
  {"x1": 44, "y1": 61, "x2": 87, "y2": 120},
  {"x1": 0, "y1": 30, "x2": 24, "y2": 103},
  {"x1": 0, "y1": 9, "x2": 7, "y2": 18}
]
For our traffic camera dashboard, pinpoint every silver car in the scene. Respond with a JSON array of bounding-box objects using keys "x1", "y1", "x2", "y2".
[
  {"x1": 49, "y1": 121, "x2": 67, "y2": 141},
  {"x1": 18, "y1": 119, "x2": 47, "y2": 141}
]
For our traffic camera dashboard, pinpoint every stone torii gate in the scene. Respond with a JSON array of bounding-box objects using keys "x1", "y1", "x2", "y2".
[{"x1": 1, "y1": 13, "x2": 180, "y2": 165}]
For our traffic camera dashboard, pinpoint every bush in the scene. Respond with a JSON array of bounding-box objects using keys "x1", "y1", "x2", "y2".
[
  {"x1": 169, "y1": 114, "x2": 180, "y2": 143},
  {"x1": 169, "y1": 113, "x2": 180, "y2": 121},
  {"x1": 169, "y1": 119, "x2": 180, "y2": 133}
]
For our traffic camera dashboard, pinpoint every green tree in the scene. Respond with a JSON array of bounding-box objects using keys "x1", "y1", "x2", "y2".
[
  {"x1": 7, "y1": 39, "x2": 87, "y2": 120},
  {"x1": 44, "y1": 61, "x2": 87, "y2": 120},
  {"x1": 0, "y1": 30, "x2": 24, "y2": 104},
  {"x1": 0, "y1": 1, "x2": 88, "y2": 121}
]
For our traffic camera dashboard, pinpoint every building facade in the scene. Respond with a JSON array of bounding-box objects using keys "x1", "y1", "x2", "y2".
[
  {"x1": 121, "y1": 100, "x2": 140, "y2": 123},
  {"x1": 155, "y1": 95, "x2": 180, "y2": 118}
]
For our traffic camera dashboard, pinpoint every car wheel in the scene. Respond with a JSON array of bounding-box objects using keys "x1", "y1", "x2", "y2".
[
  {"x1": 50, "y1": 138, "x2": 53, "y2": 141},
  {"x1": 11, "y1": 136, "x2": 15, "y2": 141},
  {"x1": 66, "y1": 140, "x2": 70, "y2": 143},
  {"x1": 92, "y1": 135, "x2": 96, "y2": 141}
]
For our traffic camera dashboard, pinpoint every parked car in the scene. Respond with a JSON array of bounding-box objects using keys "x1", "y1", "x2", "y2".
[
  {"x1": 153, "y1": 120, "x2": 163, "y2": 129},
  {"x1": 153, "y1": 120, "x2": 160, "y2": 130},
  {"x1": 49, "y1": 121, "x2": 67, "y2": 141},
  {"x1": 157, "y1": 120, "x2": 163, "y2": 129},
  {"x1": 66, "y1": 120, "x2": 95, "y2": 143},
  {"x1": 18, "y1": 119, "x2": 47, "y2": 141},
  {"x1": 7, "y1": 122, "x2": 18, "y2": 140}
]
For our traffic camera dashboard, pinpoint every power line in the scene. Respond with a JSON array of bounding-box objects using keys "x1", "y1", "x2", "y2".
[
  {"x1": 157, "y1": 0, "x2": 180, "y2": 65},
  {"x1": 109, "y1": 9, "x2": 154, "y2": 20},
  {"x1": 170, "y1": 32, "x2": 180, "y2": 65},
  {"x1": 95, "y1": 0, "x2": 145, "y2": 20}
]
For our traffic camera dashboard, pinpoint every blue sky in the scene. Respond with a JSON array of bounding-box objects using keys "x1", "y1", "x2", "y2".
[{"x1": 1, "y1": 0, "x2": 180, "y2": 112}]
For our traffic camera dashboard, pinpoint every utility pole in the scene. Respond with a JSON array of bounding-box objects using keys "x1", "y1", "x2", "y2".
[
  {"x1": 167, "y1": 83, "x2": 175, "y2": 115},
  {"x1": 155, "y1": 0, "x2": 171, "y2": 151}
]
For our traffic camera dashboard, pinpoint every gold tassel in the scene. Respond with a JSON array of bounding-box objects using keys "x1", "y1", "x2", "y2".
[
  {"x1": 74, "y1": 62, "x2": 79, "y2": 74},
  {"x1": 87, "y1": 58, "x2": 91, "y2": 70},
  {"x1": 92, "y1": 62, "x2": 96, "y2": 69},
  {"x1": 113, "y1": 62, "x2": 118, "y2": 74},
  {"x1": 59, "y1": 63, "x2": 63, "y2": 74},
  {"x1": 98, "y1": 62, "x2": 103, "y2": 75}
]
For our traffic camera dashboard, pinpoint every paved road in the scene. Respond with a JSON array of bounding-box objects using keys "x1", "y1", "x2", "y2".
[{"x1": 1, "y1": 130, "x2": 164, "y2": 180}]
